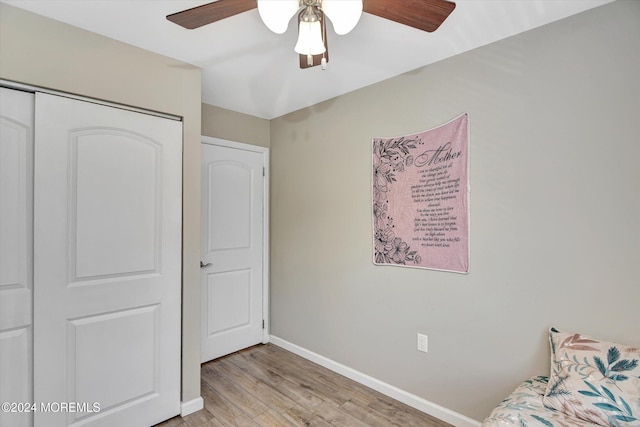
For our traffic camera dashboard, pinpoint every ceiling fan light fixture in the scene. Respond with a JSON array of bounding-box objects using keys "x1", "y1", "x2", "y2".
[
  {"x1": 294, "y1": 19, "x2": 326, "y2": 55},
  {"x1": 321, "y1": 0, "x2": 363, "y2": 35},
  {"x1": 167, "y1": 0, "x2": 458, "y2": 69},
  {"x1": 257, "y1": 0, "x2": 300, "y2": 34}
]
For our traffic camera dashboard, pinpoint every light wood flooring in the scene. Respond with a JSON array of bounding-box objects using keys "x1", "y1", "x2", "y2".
[{"x1": 155, "y1": 343, "x2": 453, "y2": 427}]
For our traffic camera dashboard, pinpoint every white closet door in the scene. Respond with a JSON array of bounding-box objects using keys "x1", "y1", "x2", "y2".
[
  {"x1": 34, "y1": 93, "x2": 182, "y2": 427},
  {"x1": 0, "y1": 88, "x2": 34, "y2": 427}
]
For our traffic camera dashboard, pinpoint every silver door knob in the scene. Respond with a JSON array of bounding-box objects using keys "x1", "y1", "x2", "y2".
[{"x1": 200, "y1": 261, "x2": 213, "y2": 268}]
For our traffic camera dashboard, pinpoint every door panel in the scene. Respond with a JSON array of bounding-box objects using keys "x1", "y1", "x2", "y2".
[
  {"x1": 34, "y1": 93, "x2": 182, "y2": 427},
  {"x1": 201, "y1": 143, "x2": 264, "y2": 362},
  {"x1": 207, "y1": 269, "x2": 252, "y2": 333},
  {"x1": 207, "y1": 163, "x2": 252, "y2": 250},
  {"x1": 71, "y1": 130, "x2": 160, "y2": 279},
  {"x1": 0, "y1": 87, "x2": 34, "y2": 427},
  {"x1": 69, "y1": 305, "x2": 158, "y2": 409}
]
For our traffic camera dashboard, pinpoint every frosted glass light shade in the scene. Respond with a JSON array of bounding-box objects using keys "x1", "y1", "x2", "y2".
[
  {"x1": 294, "y1": 20, "x2": 326, "y2": 55},
  {"x1": 321, "y1": 0, "x2": 362, "y2": 35},
  {"x1": 257, "y1": 0, "x2": 300, "y2": 34}
]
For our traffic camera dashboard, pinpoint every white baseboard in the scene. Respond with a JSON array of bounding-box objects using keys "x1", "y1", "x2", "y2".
[
  {"x1": 269, "y1": 335, "x2": 481, "y2": 427},
  {"x1": 180, "y1": 396, "x2": 204, "y2": 417}
]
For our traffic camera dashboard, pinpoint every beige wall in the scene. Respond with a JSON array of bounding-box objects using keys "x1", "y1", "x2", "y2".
[
  {"x1": 269, "y1": 1, "x2": 640, "y2": 421},
  {"x1": 202, "y1": 103, "x2": 270, "y2": 147},
  {"x1": 0, "y1": 3, "x2": 203, "y2": 404}
]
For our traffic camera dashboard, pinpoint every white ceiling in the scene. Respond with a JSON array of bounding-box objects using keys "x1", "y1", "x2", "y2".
[{"x1": 3, "y1": 0, "x2": 614, "y2": 119}]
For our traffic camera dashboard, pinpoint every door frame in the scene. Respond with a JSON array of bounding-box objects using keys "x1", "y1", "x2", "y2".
[{"x1": 201, "y1": 136, "x2": 270, "y2": 344}]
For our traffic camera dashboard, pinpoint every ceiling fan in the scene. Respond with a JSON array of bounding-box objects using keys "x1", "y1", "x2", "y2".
[{"x1": 167, "y1": 0, "x2": 456, "y2": 69}]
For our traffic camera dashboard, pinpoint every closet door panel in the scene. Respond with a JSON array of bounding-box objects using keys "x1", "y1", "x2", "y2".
[
  {"x1": 71, "y1": 129, "x2": 159, "y2": 280},
  {"x1": 34, "y1": 93, "x2": 182, "y2": 427},
  {"x1": 0, "y1": 87, "x2": 34, "y2": 427}
]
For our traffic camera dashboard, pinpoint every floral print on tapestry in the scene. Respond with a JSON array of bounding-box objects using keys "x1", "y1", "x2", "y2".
[{"x1": 373, "y1": 136, "x2": 422, "y2": 266}]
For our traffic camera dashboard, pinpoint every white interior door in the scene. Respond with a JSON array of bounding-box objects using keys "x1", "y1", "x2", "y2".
[
  {"x1": 201, "y1": 142, "x2": 265, "y2": 362},
  {"x1": 0, "y1": 87, "x2": 34, "y2": 427},
  {"x1": 33, "y1": 93, "x2": 182, "y2": 427}
]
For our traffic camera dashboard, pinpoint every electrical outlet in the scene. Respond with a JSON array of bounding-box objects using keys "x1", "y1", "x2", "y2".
[{"x1": 417, "y1": 333, "x2": 428, "y2": 353}]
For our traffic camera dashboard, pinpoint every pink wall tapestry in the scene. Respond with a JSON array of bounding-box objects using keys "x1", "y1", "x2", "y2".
[{"x1": 372, "y1": 113, "x2": 469, "y2": 273}]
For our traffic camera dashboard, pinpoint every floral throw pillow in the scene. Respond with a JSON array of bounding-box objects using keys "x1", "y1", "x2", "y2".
[{"x1": 543, "y1": 328, "x2": 640, "y2": 426}]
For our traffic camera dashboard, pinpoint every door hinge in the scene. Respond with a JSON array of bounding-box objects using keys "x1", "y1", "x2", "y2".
[
  {"x1": 262, "y1": 319, "x2": 265, "y2": 329},
  {"x1": 263, "y1": 167, "x2": 265, "y2": 177}
]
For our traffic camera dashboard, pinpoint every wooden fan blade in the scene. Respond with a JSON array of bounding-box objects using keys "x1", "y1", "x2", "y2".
[
  {"x1": 363, "y1": 0, "x2": 455, "y2": 33},
  {"x1": 167, "y1": 0, "x2": 257, "y2": 29}
]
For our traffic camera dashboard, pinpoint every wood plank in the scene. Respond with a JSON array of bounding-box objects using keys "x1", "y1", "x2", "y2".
[
  {"x1": 340, "y1": 399, "x2": 404, "y2": 427},
  {"x1": 202, "y1": 365, "x2": 271, "y2": 418},
  {"x1": 249, "y1": 347, "x2": 353, "y2": 407},
  {"x1": 181, "y1": 407, "x2": 216, "y2": 426},
  {"x1": 252, "y1": 409, "x2": 300, "y2": 427},
  {"x1": 281, "y1": 404, "x2": 333, "y2": 427},
  {"x1": 313, "y1": 400, "x2": 372, "y2": 427},
  {"x1": 154, "y1": 344, "x2": 454, "y2": 427},
  {"x1": 200, "y1": 382, "x2": 250, "y2": 423},
  {"x1": 259, "y1": 345, "x2": 383, "y2": 406},
  {"x1": 215, "y1": 358, "x2": 298, "y2": 413},
  {"x1": 367, "y1": 395, "x2": 452, "y2": 427},
  {"x1": 228, "y1": 350, "x2": 326, "y2": 410}
]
